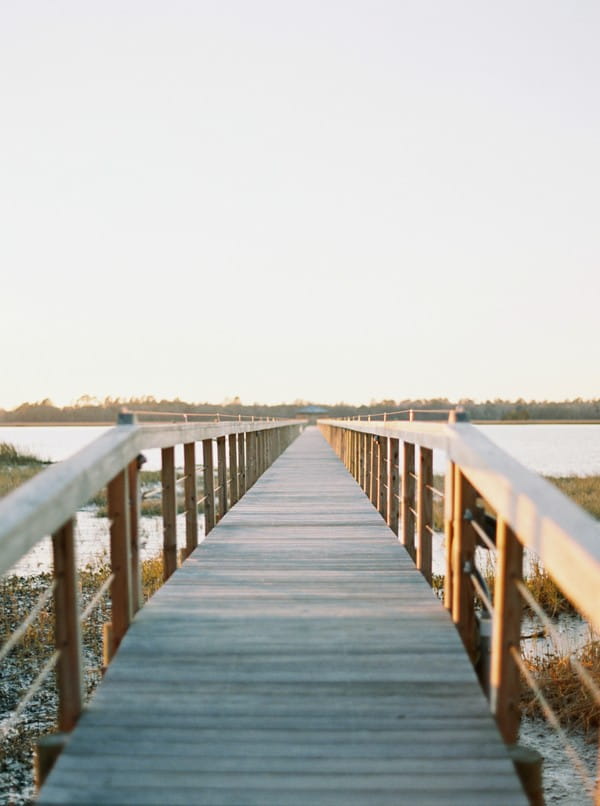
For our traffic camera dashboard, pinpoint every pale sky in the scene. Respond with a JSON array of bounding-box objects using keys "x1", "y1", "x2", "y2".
[{"x1": 2, "y1": 1, "x2": 599, "y2": 408}]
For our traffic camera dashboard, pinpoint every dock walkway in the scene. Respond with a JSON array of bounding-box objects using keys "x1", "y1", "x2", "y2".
[{"x1": 39, "y1": 427, "x2": 525, "y2": 805}]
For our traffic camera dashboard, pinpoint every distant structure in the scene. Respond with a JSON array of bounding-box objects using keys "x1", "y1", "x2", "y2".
[{"x1": 295, "y1": 405, "x2": 329, "y2": 423}]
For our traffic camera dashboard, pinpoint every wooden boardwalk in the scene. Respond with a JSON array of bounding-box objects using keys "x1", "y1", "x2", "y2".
[{"x1": 39, "y1": 427, "x2": 525, "y2": 805}]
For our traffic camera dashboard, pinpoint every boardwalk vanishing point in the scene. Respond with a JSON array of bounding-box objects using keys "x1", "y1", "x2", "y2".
[{"x1": 38, "y1": 427, "x2": 526, "y2": 805}]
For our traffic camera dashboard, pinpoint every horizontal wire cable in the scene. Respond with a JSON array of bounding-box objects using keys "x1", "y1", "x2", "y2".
[
  {"x1": 469, "y1": 572, "x2": 494, "y2": 615},
  {"x1": 469, "y1": 519, "x2": 497, "y2": 553},
  {"x1": 0, "y1": 582, "x2": 56, "y2": 664},
  {"x1": 515, "y1": 579, "x2": 600, "y2": 708},
  {"x1": 0, "y1": 651, "x2": 60, "y2": 738},
  {"x1": 510, "y1": 646, "x2": 596, "y2": 798},
  {"x1": 80, "y1": 574, "x2": 115, "y2": 623}
]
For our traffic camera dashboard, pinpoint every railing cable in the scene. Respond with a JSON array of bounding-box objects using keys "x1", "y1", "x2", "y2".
[
  {"x1": 510, "y1": 645, "x2": 596, "y2": 798},
  {"x1": 0, "y1": 582, "x2": 56, "y2": 664},
  {"x1": 0, "y1": 651, "x2": 60, "y2": 738}
]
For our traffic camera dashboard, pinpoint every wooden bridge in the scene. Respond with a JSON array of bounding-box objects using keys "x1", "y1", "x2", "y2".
[{"x1": 2, "y1": 413, "x2": 600, "y2": 803}]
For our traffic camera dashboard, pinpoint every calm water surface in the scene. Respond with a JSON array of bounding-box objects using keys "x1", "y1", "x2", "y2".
[{"x1": 2, "y1": 423, "x2": 600, "y2": 474}]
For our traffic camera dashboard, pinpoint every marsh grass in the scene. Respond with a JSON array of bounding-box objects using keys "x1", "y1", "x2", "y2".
[
  {"x1": 0, "y1": 555, "x2": 165, "y2": 802},
  {"x1": 0, "y1": 443, "x2": 48, "y2": 500},
  {"x1": 545, "y1": 474, "x2": 600, "y2": 521},
  {"x1": 522, "y1": 639, "x2": 600, "y2": 735},
  {"x1": 0, "y1": 443, "x2": 46, "y2": 467}
]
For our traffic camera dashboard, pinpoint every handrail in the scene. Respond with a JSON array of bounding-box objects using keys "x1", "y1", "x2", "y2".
[
  {"x1": 1, "y1": 416, "x2": 304, "y2": 790},
  {"x1": 0, "y1": 419, "x2": 297, "y2": 577},
  {"x1": 318, "y1": 415, "x2": 600, "y2": 800},
  {"x1": 318, "y1": 418, "x2": 600, "y2": 630}
]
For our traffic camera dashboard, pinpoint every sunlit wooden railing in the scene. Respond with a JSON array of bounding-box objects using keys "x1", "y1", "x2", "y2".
[
  {"x1": 0, "y1": 414, "x2": 303, "y2": 785},
  {"x1": 319, "y1": 412, "x2": 600, "y2": 801}
]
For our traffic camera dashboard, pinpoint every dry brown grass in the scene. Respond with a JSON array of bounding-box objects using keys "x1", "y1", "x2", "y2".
[
  {"x1": 0, "y1": 555, "x2": 167, "y2": 800},
  {"x1": 546, "y1": 474, "x2": 600, "y2": 520},
  {"x1": 522, "y1": 640, "x2": 600, "y2": 734},
  {"x1": 0, "y1": 443, "x2": 47, "y2": 499}
]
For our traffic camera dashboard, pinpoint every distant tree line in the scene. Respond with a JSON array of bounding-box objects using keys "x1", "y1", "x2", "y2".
[{"x1": 1, "y1": 396, "x2": 600, "y2": 423}]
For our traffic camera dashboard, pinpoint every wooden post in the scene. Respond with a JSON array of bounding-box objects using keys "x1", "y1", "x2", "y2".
[
  {"x1": 246, "y1": 431, "x2": 256, "y2": 489},
  {"x1": 359, "y1": 432, "x2": 366, "y2": 490},
  {"x1": 507, "y1": 746, "x2": 544, "y2": 806},
  {"x1": 228, "y1": 434, "x2": 239, "y2": 506},
  {"x1": 127, "y1": 458, "x2": 143, "y2": 614},
  {"x1": 183, "y1": 442, "x2": 198, "y2": 560},
  {"x1": 256, "y1": 430, "x2": 263, "y2": 480},
  {"x1": 35, "y1": 733, "x2": 68, "y2": 790},
  {"x1": 444, "y1": 461, "x2": 455, "y2": 612},
  {"x1": 365, "y1": 433, "x2": 372, "y2": 498},
  {"x1": 216, "y1": 436, "x2": 227, "y2": 521},
  {"x1": 107, "y1": 468, "x2": 133, "y2": 655},
  {"x1": 402, "y1": 442, "x2": 416, "y2": 560},
  {"x1": 237, "y1": 432, "x2": 246, "y2": 497},
  {"x1": 161, "y1": 447, "x2": 177, "y2": 581},
  {"x1": 389, "y1": 438, "x2": 400, "y2": 535},
  {"x1": 264, "y1": 429, "x2": 269, "y2": 473},
  {"x1": 491, "y1": 517, "x2": 524, "y2": 744},
  {"x1": 417, "y1": 447, "x2": 433, "y2": 584},
  {"x1": 370, "y1": 435, "x2": 378, "y2": 506},
  {"x1": 347, "y1": 430, "x2": 352, "y2": 474},
  {"x1": 202, "y1": 439, "x2": 215, "y2": 534},
  {"x1": 51, "y1": 518, "x2": 83, "y2": 731},
  {"x1": 378, "y1": 436, "x2": 388, "y2": 521},
  {"x1": 264, "y1": 429, "x2": 270, "y2": 472},
  {"x1": 452, "y1": 467, "x2": 478, "y2": 661},
  {"x1": 256, "y1": 431, "x2": 263, "y2": 479}
]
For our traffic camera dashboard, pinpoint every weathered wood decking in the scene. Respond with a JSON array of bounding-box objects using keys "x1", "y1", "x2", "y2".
[{"x1": 39, "y1": 427, "x2": 525, "y2": 805}]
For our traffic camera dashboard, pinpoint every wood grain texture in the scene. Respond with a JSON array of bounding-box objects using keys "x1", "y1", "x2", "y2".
[{"x1": 39, "y1": 428, "x2": 525, "y2": 805}]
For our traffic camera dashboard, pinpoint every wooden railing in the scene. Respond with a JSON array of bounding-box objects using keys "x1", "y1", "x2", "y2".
[
  {"x1": 319, "y1": 414, "x2": 600, "y2": 798},
  {"x1": 0, "y1": 415, "x2": 303, "y2": 784}
]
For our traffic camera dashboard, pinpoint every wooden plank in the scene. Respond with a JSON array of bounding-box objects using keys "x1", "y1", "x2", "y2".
[
  {"x1": 417, "y1": 446, "x2": 433, "y2": 584},
  {"x1": 51, "y1": 519, "x2": 83, "y2": 731},
  {"x1": 127, "y1": 458, "x2": 142, "y2": 613},
  {"x1": 160, "y1": 447, "x2": 177, "y2": 581},
  {"x1": 202, "y1": 439, "x2": 215, "y2": 535},
  {"x1": 39, "y1": 429, "x2": 525, "y2": 805},
  {"x1": 369, "y1": 434, "x2": 378, "y2": 506},
  {"x1": 216, "y1": 436, "x2": 227, "y2": 521},
  {"x1": 490, "y1": 518, "x2": 523, "y2": 743},
  {"x1": 378, "y1": 436, "x2": 388, "y2": 522},
  {"x1": 228, "y1": 434, "x2": 239, "y2": 506},
  {"x1": 107, "y1": 469, "x2": 133, "y2": 653},
  {"x1": 401, "y1": 442, "x2": 416, "y2": 560},
  {"x1": 183, "y1": 442, "x2": 198, "y2": 559},
  {"x1": 237, "y1": 432, "x2": 246, "y2": 497},
  {"x1": 451, "y1": 468, "x2": 477, "y2": 661},
  {"x1": 388, "y1": 437, "x2": 399, "y2": 535},
  {"x1": 443, "y1": 460, "x2": 455, "y2": 611}
]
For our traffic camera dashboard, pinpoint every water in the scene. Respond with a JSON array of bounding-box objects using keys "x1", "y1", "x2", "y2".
[
  {"x1": 477, "y1": 424, "x2": 600, "y2": 477},
  {"x1": 3, "y1": 422, "x2": 600, "y2": 475},
  {"x1": 8, "y1": 510, "x2": 200, "y2": 578},
  {"x1": 0, "y1": 425, "x2": 170, "y2": 471}
]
